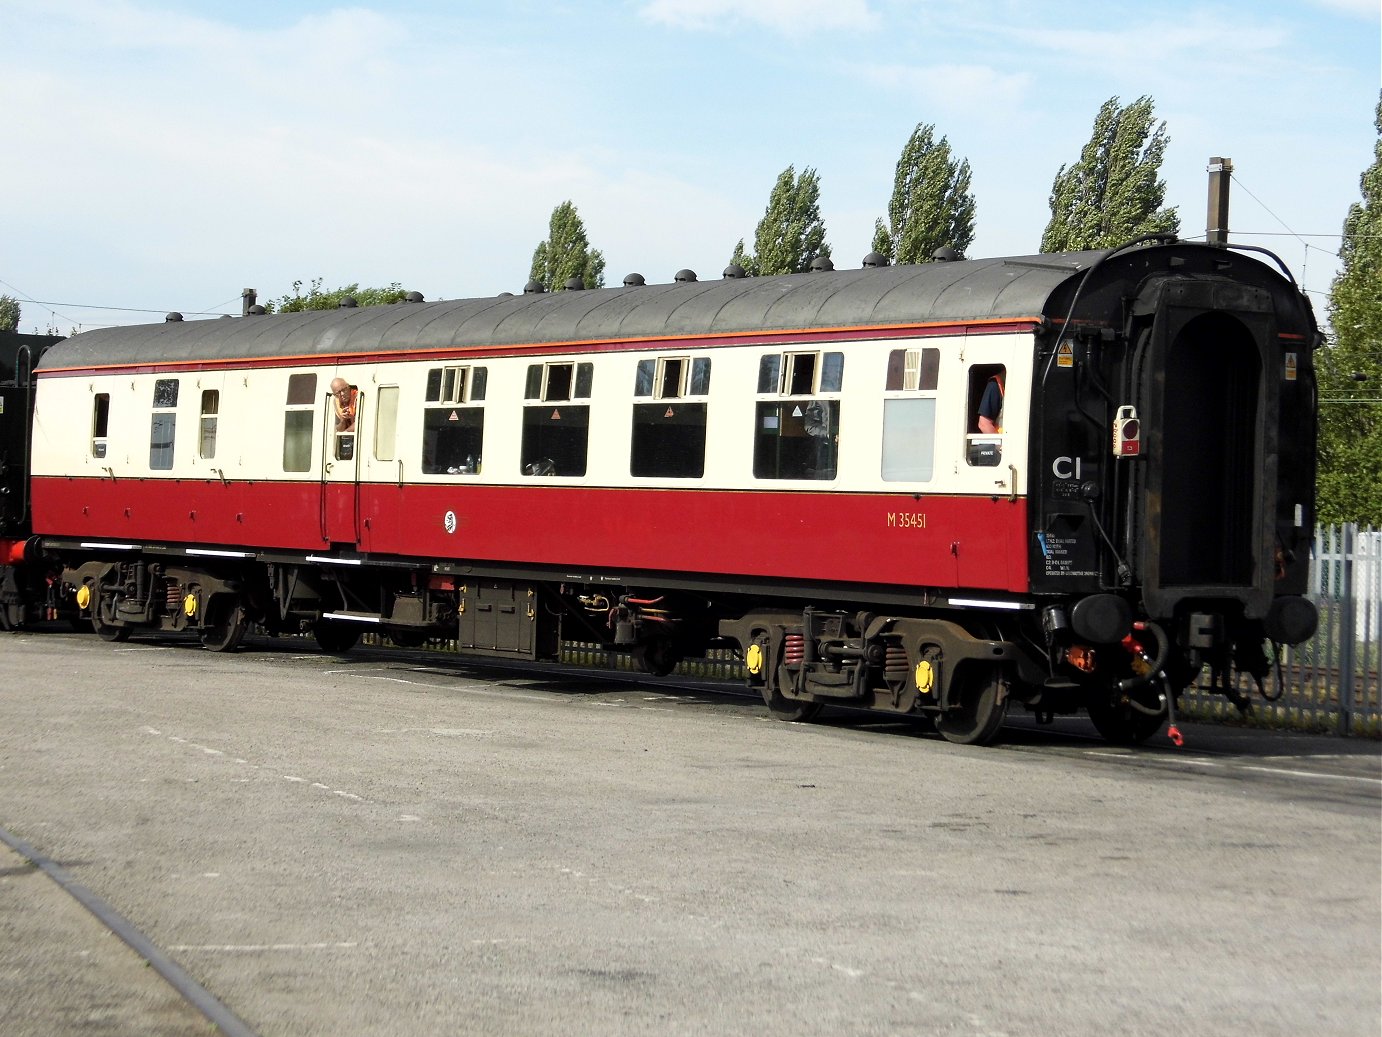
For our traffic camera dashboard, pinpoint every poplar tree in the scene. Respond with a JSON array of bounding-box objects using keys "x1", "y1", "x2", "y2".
[
  {"x1": 731, "y1": 165, "x2": 831, "y2": 276},
  {"x1": 1318, "y1": 91, "x2": 1382, "y2": 524},
  {"x1": 0, "y1": 295, "x2": 19, "y2": 332},
  {"x1": 871, "y1": 123, "x2": 976, "y2": 264},
  {"x1": 1040, "y1": 95, "x2": 1179, "y2": 253},
  {"x1": 529, "y1": 200, "x2": 606, "y2": 291}
]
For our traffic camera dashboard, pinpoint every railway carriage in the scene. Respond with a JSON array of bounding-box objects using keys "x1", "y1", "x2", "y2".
[{"x1": 1, "y1": 237, "x2": 1320, "y2": 744}]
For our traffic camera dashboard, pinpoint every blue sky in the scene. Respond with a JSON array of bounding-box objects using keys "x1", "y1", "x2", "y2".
[{"x1": 1, "y1": 0, "x2": 1378, "y2": 331}]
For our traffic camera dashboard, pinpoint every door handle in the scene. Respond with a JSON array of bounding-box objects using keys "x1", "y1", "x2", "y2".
[{"x1": 324, "y1": 462, "x2": 334, "y2": 474}]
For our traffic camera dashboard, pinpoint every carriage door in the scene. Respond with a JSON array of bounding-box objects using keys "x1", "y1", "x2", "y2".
[
  {"x1": 321, "y1": 373, "x2": 364, "y2": 547},
  {"x1": 1135, "y1": 281, "x2": 1275, "y2": 620}
]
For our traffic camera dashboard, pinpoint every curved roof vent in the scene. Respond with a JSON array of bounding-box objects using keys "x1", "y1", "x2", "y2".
[
  {"x1": 405, "y1": 291, "x2": 424, "y2": 303},
  {"x1": 674, "y1": 268, "x2": 697, "y2": 283},
  {"x1": 338, "y1": 296, "x2": 358, "y2": 308},
  {"x1": 809, "y1": 255, "x2": 835, "y2": 272},
  {"x1": 722, "y1": 264, "x2": 746, "y2": 279},
  {"x1": 165, "y1": 311, "x2": 183, "y2": 322},
  {"x1": 497, "y1": 291, "x2": 515, "y2": 298},
  {"x1": 247, "y1": 304, "x2": 266, "y2": 316},
  {"x1": 523, "y1": 279, "x2": 546, "y2": 294},
  {"x1": 564, "y1": 276, "x2": 585, "y2": 291},
  {"x1": 931, "y1": 246, "x2": 961, "y2": 262},
  {"x1": 623, "y1": 272, "x2": 646, "y2": 287},
  {"x1": 862, "y1": 251, "x2": 890, "y2": 268}
]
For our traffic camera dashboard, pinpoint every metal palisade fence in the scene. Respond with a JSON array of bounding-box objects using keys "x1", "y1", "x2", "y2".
[{"x1": 1180, "y1": 523, "x2": 1382, "y2": 735}]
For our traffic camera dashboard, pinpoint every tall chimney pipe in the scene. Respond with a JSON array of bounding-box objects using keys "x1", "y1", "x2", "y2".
[{"x1": 1206, "y1": 157, "x2": 1233, "y2": 247}]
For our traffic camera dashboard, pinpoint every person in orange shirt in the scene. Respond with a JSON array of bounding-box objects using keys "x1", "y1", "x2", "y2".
[{"x1": 330, "y1": 377, "x2": 358, "y2": 433}]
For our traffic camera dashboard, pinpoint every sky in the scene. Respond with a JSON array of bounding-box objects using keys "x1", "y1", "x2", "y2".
[{"x1": 1, "y1": 0, "x2": 1378, "y2": 334}]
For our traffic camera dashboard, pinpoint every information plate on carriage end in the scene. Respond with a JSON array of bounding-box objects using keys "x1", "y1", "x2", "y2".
[
  {"x1": 1051, "y1": 478, "x2": 1084, "y2": 501},
  {"x1": 1036, "y1": 514, "x2": 1099, "y2": 579}
]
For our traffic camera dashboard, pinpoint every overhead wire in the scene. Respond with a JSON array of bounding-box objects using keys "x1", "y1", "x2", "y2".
[{"x1": 0, "y1": 276, "x2": 240, "y2": 332}]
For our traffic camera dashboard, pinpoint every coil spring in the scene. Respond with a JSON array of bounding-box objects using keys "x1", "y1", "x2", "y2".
[
  {"x1": 883, "y1": 645, "x2": 909, "y2": 679},
  {"x1": 165, "y1": 580, "x2": 182, "y2": 611},
  {"x1": 783, "y1": 632, "x2": 805, "y2": 666}
]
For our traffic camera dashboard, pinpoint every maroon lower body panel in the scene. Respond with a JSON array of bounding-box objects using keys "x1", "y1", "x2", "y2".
[{"x1": 31, "y1": 477, "x2": 1030, "y2": 593}]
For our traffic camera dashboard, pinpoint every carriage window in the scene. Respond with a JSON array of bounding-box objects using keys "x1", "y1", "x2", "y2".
[
  {"x1": 521, "y1": 362, "x2": 592, "y2": 476},
  {"x1": 521, "y1": 405, "x2": 588, "y2": 477},
  {"x1": 330, "y1": 380, "x2": 359, "y2": 462},
  {"x1": 754, "y1": 350, "x2": 842, "y2": 480},
  {"x1": 199, "y1": 390, "x2": 219, "y2": 459},
  {"x1": 966, "y1": 364, "x2": 1005, "y2": 468},
  {"x1": 757, "y1": 355, "x2": 780, "y2": 394},
  {"x1": 689, "y1": 357, "x2": 711, "y2": 395},
  {"x1": 881, "y1": 399, "x2": 936, "y2": 481},
  {"x1": 91, "y1": 393, "x2": 110, "y2": 459},
  {"x1": 426, "y1": 365, "x2": 487, "y2": 405},
  {"x1": 886, "y1": 348, "x2": 940, "y2": 391},
  {"x1": 634, "y1": 356, "x2": 709, "y2": 400},
  {"x1": 286, "y1": 372, "x2": 316, "y2": 405},
  {"x1": 525, "y1": 361, "x2": 592, "y2": 403},
  {"x1": 283, "y1": 373, "x2": 317, "y2": 472},
  {"x1": 754, "y1": 401, "x2": 840, "y2": 480},
  {"x1": 760, "y1": 351, "x2": 843, "y2": 395},
  {"x1": 153, "y1": 378, "x2": 179, "y2": 410},
  {"x1": 820, "y1": 352, "x2": 844, "y2": 392},
  {"x1": 635, "y1": 359, "x2": 655, "y2": 396},
  {"x1": 422, "y1": 406, "x2": 484, "y2": 474},
  {"x1": 149, "y1": 378, "x2": 179, "y2": 470},
  {"x1": 787, "y1": 353, "x2": 816, "y2": 395},
  {"x1": 375, "y1": 385, "x2": 399, "y2": 462},
  {"x1": 631, "y1": 404, "x2": 707, "y2": 478},
  {"x1": 631, "y1": 355, "x2": 710, "y2": 477}
]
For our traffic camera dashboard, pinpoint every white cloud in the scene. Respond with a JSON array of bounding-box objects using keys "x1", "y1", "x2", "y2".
[
  {"x1": 1005, "y1": 11, "x2": 1291, "y2": 68},
  {"x1": 1305, "y1": 0, "x2": 1381, "y2": 16},
  {"x1": 855, "y1": 63, "x2": 1030, "y2": 118},
  {"x1": 638, "y1": 0, "x2": 878, "y2": 34}
]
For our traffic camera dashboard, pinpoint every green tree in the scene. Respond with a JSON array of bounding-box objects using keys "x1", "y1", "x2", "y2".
[
  {"x1": 529, "y1": 201, "x2": 606, "y2": 291},
  {"x1": 732, "y1": 165, "x2": 831, "y2": 276},
  {"x1": 271, "y1": 279, "x2": 410, "y2": 312},
  {"x1": 871, "y1": 123, "x2": 976, "y2": 264},
  {"x1": 1318, "y1": 91, "x2": 1382, "y2": 525},
  {"x1": 1040, "y1": 95, "x2": 1179, "y2": 253},
  {"x1": 0, "y1": 295, "x2": 19, "y2": 332}
]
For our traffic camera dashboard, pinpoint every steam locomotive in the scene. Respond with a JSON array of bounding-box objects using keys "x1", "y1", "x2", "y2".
[{"x1": 0, "y1": 236, "x2": 1320, "y2": 744}]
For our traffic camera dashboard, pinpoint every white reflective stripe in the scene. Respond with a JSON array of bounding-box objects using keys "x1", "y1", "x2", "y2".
[
  {"x1": 947, "y1": 597, "x2": 1025, "y2": 611},
  {"x1": 186, "y1": 549, "x2": 254, "y2": 558},
  {"x1": 78, "y1": 542, "x2": 138, "y2": 550},
  {"x1": 305, "y1": 556, "x2": 364, "y2": 565},
  {"x1": 321, "y1": 613, "x2": 383, "y2": 623}
]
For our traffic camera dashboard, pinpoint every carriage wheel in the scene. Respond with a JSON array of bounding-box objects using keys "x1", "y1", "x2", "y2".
[
  {"x1": 200, "y1": 601, "x2": 248, "y2": 652},
  {"x1": 761, "y1": 684, "x2": 825, "y2": 723},
  {"x1": 935, "y1": 664, "x2": 1009, "y2": 745},
  {"x1": 1087, "y1": 692, "x2": 1166, "y2": 744},
  {"x1": 386, "y1": 627, "x2": 428, "y2": 648},
  {"x1": 633, "y1": 637, "x2": 681, "y2": 677},
  {"x1": 91, "y1": 594, "x2": 131, "y2": 643},
  {"x1": 314, "y1": 619, "x2": 360, "y2": 654}
]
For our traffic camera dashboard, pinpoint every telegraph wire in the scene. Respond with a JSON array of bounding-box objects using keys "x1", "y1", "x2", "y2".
[{"x1": 9, "y1": 298, "x2": 235, "y2": 318}]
